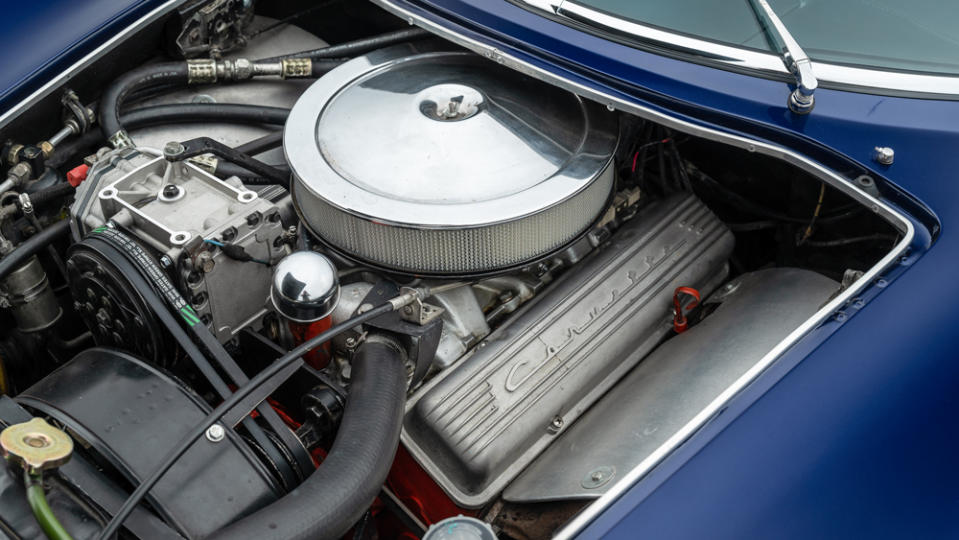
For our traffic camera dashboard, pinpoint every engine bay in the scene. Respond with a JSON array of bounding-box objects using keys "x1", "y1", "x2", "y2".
[{"x1": 0, "y1": 2, "x2": 909, "y2": 539}]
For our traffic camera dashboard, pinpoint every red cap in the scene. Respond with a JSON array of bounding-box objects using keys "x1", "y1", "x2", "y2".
[
  {"x1": 66, "y1": 164, "x2": 89, "y2": 187},
  {"x1": 672, "y1": 286, "x2": 701, "y2": 334}
]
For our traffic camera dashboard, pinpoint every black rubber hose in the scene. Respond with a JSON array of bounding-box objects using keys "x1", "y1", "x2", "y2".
[
  {"x1": 28, "y1": 182, "x2": 75, "y2": 207},
  {"x1": 121, "y1": 104, "x2": 289, "y2": 130},
  {"x1": 47, "y1": 130, "x2": 103, "y2": 169},
  {"x1": 213, "y1": 133, "x2": 288, "y2": 183},
  {"x1": 309, "y1": 58, "x2": 348, "y2": 77},
  {"x1": 235, "y1": 131, "x2": 284, "y2": 156},
  {"x1": 215, "y1": 161, "x2": 290, "y2": 181},
  {"x1": 99, "y1": 63, "x2": 189, "y2": 142},
  {"x1": 258, "y1": 27, "x2": 431, "y2": 63},
  {"x1": 0, "y1": 220, "x2": 69, "y2": 281},
  {"x1": 209, "y1": 340, "x2": 408, "y2": 540}
]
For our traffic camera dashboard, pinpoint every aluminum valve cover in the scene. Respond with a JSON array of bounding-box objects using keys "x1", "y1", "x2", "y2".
[
  {"x1": 285, "y1": 42, "x2": 618, "y2": 275},
  {"x1": 504, "y1": 268, "x2": 840, "y2": 503},
  {"x1": 402, "y1": 194, "x2": 734, "y2": 507}
]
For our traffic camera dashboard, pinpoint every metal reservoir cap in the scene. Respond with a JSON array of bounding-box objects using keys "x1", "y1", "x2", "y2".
[
  {"x1": 0, "y1": 417, "x2": 73, "y2": 472},
  {"x1": 422, "y1": 516, "x2": 496, "y2": 540},
  {"x1": 271, "y1": 251, "x2": 340, "y2": 323}
]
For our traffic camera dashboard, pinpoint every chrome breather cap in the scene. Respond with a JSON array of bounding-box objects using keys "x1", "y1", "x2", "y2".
[{"x1": 271, "y1": 251, "x2": 340, "y2": 323}]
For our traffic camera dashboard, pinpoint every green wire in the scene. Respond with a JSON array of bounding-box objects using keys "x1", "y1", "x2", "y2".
[{"x1": 24, "y1": 471, "x2": 74, "y2": 540}]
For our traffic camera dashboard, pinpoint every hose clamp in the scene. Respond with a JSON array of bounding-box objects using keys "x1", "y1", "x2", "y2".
[
  {"x1": 108, "y1": 130, "x2": 134, "y2": 150},
  {"x1": 187, "y1": 58, "x2": 217, "y2": 84},
  {"x1": 281, "y1": 58, "x2": 313, "y2": 79}
]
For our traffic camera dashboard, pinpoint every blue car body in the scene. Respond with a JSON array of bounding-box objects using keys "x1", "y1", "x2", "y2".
[{"x1": 4, "y1": 1, "x2": 956, "y2": 538}]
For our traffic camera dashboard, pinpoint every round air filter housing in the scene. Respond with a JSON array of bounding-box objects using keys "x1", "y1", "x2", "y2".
[{"x1": 285, "y1": 43, "x2": 618, "y2": 276}]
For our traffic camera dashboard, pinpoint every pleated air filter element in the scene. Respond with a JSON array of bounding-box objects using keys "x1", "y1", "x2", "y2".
[{"x1": 285, "y1": 43, "x2": 619, "y2": 276}]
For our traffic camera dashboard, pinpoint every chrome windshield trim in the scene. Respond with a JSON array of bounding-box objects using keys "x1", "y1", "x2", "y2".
[
  {"x1": 0, "y1": 0, "x2": 186, "y2": 132},
  {"x1": 519, "y1": 0, "x2": 562, "y2": 11},
  {"x1": 540, "y1": 0, "x2": 959, "y2": 97},
  {"x1": 557, "y1": 0, "x2": 786, "y2": 70},
  {"x1": 372, "y1": 0, "x2": 916, "y2": 537}
]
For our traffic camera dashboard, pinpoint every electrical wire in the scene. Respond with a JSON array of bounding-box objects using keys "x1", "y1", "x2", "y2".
[
  {"x1": 799, "y1": 183, "x2": 826, "y2": 245},
  {"x1": 256, "y1": 27, "x2": 431, "y2": 63},
  {"x1": 247, "y1": 0, "x2": 347, "y2": 39},
  {"x1": 801, "y1": 233, "x2": 898, "y2": 248}
]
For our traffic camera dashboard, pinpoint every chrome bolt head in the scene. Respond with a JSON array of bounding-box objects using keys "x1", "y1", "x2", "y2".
[
  {"x1": 873, "y1": 146, "x2": 895, "y2": 166},
  {"x1": 163, "y1": 141, "x2": 185, "y2": 159},
  {"x1": 205, "y1": 424, "x2": 225, "y2": 443}
]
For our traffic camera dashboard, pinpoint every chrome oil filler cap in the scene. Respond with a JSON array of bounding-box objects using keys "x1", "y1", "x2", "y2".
[{"x1": 271, "y1": 251, "x2": 340, "y2": 323}]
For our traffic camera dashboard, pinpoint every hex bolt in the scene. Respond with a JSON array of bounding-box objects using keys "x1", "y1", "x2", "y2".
[
  {"x1": 197, "y1": 252, "x2": 215, "y2": 273},
  {"x1": 873, "y1": 146, "x2": 894, "y2": 166},
  {"x1": 205, "y1": 424, "x2": 226, "y2": 442},
  {"x1": 581, "y1": 466, "x2": 615, "y2": 489},
  {"x1": 345, "y1": 336, "x2": 357, "y2": 349},
  {"x1": 159, "y1": 255, "x2": 173, "y2": 268},
  {"x1": 163, "y1": 141, "x2": 185, "y2": 160}
]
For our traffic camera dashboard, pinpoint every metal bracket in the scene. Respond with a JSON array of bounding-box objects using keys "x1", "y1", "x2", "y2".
[
  {"x1": 399, "y1": 288, "x2": 445, "y2": 326},
  {"x1": 165, "y1": 137, "x2": 290, "y2": 186}
]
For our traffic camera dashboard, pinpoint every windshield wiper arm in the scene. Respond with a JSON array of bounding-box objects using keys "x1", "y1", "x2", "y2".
[{"x1": 748, "y1": 0, "x2": 817, "y2": 114}]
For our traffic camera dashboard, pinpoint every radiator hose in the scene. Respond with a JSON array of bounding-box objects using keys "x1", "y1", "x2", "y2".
[{"x1": 208, "y1": 339, "x2": 408, "y2": 540}]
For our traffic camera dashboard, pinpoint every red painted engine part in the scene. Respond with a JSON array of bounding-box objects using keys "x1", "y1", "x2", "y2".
[
  {"x1": 387, "y1": 444, "x2": 476, "y2": 528},
  {"x1": 288, "y1": 316, "x2": 333, "y2": 370}
]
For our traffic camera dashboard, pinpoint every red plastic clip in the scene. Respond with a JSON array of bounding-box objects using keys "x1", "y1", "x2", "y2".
[
  {"x1": 66, "y1": 164, "x2": 89, "y2": 187},
  {"x1": 672, "y1": 286, "x2": 701, "y2": 334}
]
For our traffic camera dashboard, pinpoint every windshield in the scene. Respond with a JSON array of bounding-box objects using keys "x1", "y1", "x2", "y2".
[{"x1": 568, "y1": 0, "x2": 959, "y2": 76}]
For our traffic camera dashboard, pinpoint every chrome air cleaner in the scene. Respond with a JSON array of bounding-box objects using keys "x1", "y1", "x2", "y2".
[{"x1": 285, "y1": 43, "x2": 618, "y2": 275}]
